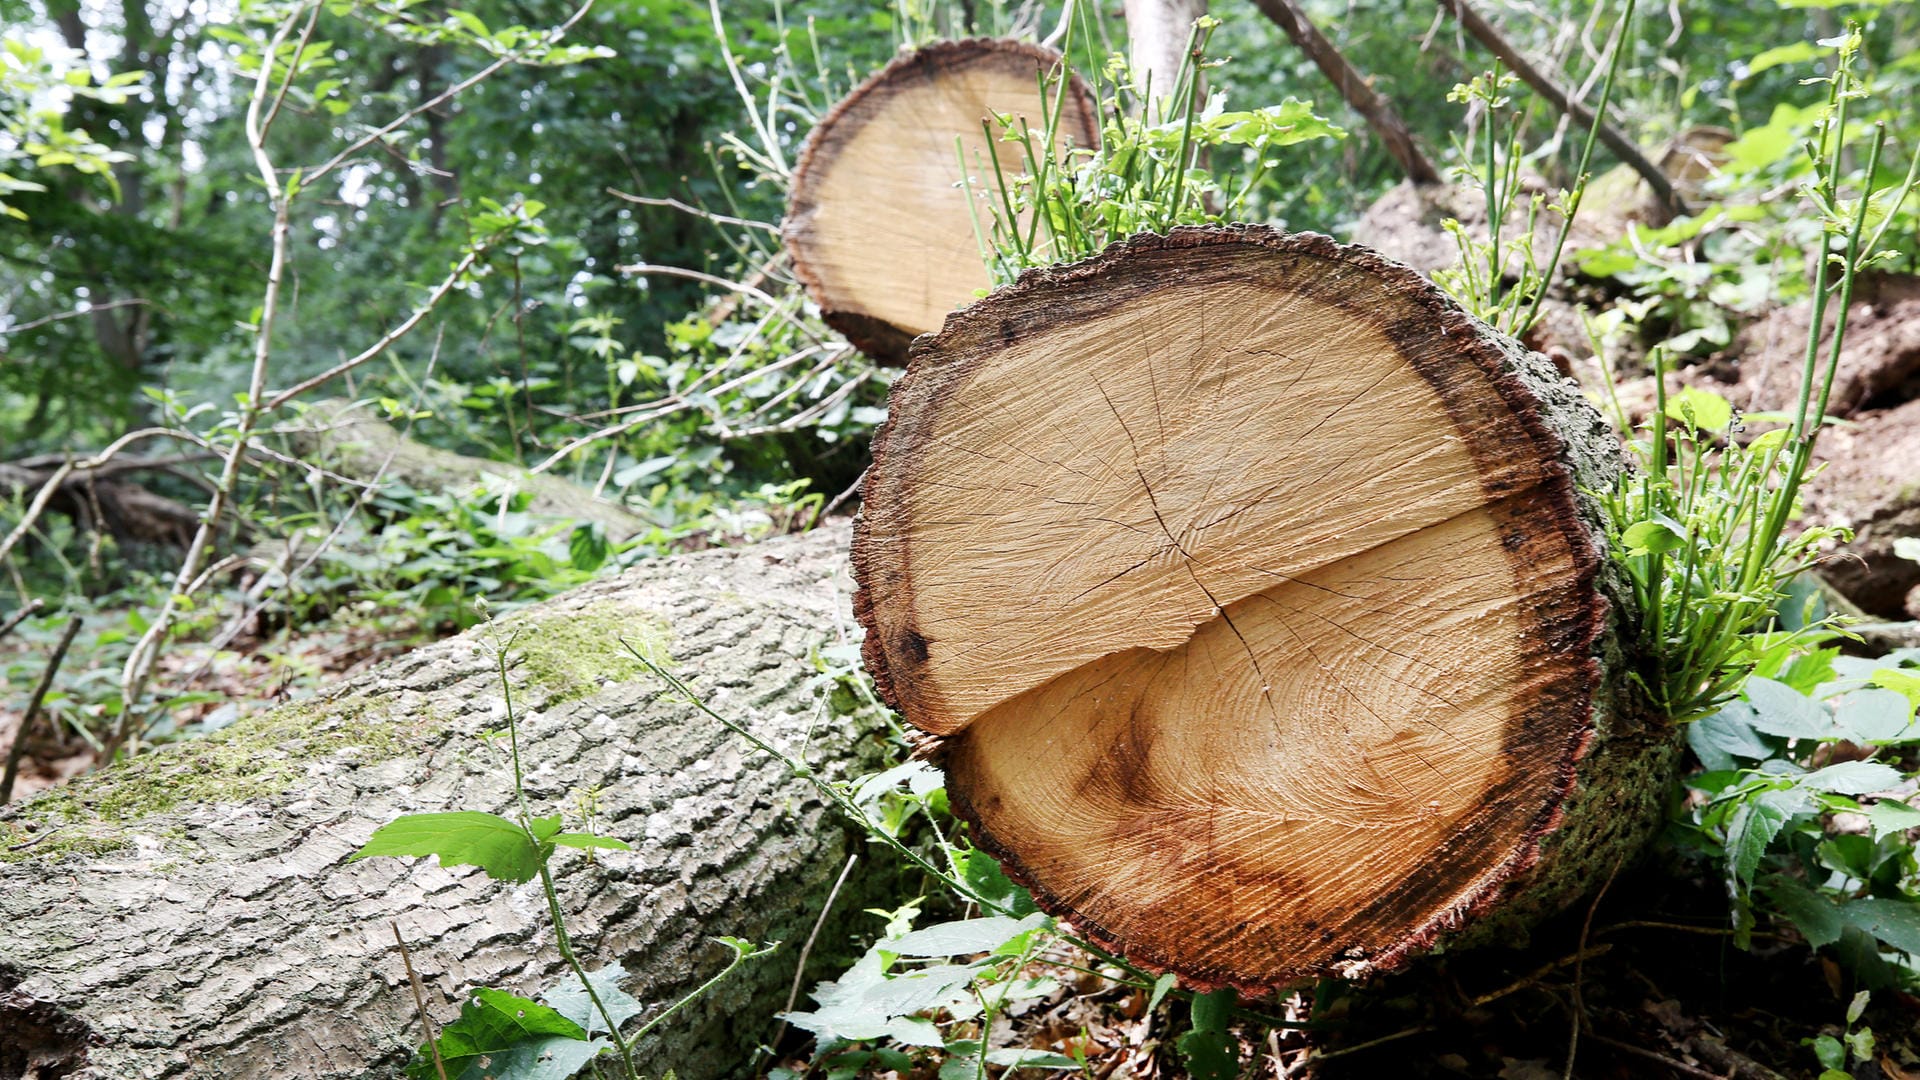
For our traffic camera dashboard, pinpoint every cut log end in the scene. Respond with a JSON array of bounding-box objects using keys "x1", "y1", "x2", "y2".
[
  {"x1": 783, "y1": 39, "x2": 1099, "y2": 360},
  {"x1": 853, "y1": 226, "x2": 1664, "y2": 989}
]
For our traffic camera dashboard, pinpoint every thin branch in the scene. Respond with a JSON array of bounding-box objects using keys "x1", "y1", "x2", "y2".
[
  {"x1": 0, "y1": 599, "x2": 44, "y2": 643},
  {"x1": 1, "y1": 615, "x2": 84, "y2": 804},
  {"x1": 262, "y1": 247, "x2": 484, "y2": 410},
  {"x1": 1435, "y1": 0, "x2": 1682, "y2": 212},
  {"x1": 0, "y1": 298, "x2": 154, "y2": 337},
  {"x1": 605, "y1": 189, "x2": 780, "y2": 233},
  {"x1": 1250, "y1": 0, "x2": 1440, "y2": 184}
]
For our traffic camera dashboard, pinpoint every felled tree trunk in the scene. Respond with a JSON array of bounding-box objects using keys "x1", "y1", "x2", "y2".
[
  {"x1": 284, "y1": 399, "x2": 657, "y2": 541},
  {"x1": 853, "y1": 227, "x2": 1682, "y2": 991},
  {"x1": 784, "y1": 40, "x2": 1099, "y2": 360},
  {"x1": 1, "y1": 525, "x2": 902, "y2": 1080}
]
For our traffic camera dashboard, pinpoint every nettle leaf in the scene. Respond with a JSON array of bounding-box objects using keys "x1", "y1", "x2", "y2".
[
  {"x1": 1863, "y1": 799, "x2": 1920, "y2": 840},
  {"x1": 543, "y1": 964, "x2": 642, "y2": 1036},
  {"x1": 1831, "y1": 688, "x2": 1917, "y2": 742},
  {"x1": 1743, "y1": 677, "x2": 1837, "y2": 740},
  {"x1": 1689, "y1": 701, "x2": 1776, "y2": 770},
  {"x1": 1844, "y1": 898, "x2": 1920, "y2": 956},
  {"x1": 1725, "y1": 787, "x2": 1811, "y2": 893},
  {"x1": 1870, "y1": 667, "x2": 1920, "y2": 709},
  {"x1": 958, "y1": 848, "x2": 1038, "y2": 917},
  {"x1": 407, "y1": 988, "x2": 590, "y2": 1080},
  {"x1": 884, "y1": 913, "x2": 1048, "y2": 957},
  {"x1": 1176, "y1": 1028, "x2": 1240, "y2": 1080},
  {"x1": 352, "y1": 811, "x2": 549, "y2": 883},
  {"x1": 1797, "y1": 760, "x2": 1902, "y2": 795},
  {"x1": 1759, "y1": 874, "x2": 1845, "y2": 947}
]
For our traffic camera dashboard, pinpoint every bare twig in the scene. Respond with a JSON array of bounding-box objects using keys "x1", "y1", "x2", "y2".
[
  {"x1": 1585, "y1": 1033, "x2": 1724, "y2": 1080},
  {"x1": 392, "y1": 922, "x2": 450, "y2": 1080},
  {"x1": 1564, "y1": 858, "x2": 1622, "y2": 1079},
  {"x1": 0, "y1": 598, "x2": 44, "y2": 642},
  {"x1": 262, "y1": 247, "x2": 486, "y2": 410},
  {"x1": 605, "y1": 189, "x2": 779, "y2": 233},
  {"x1": 773, "y1": 853, "x2": 858, "y2": 1049},
  {"x1": 1250, "y1": 0, "x2": 1441, "y2": 184},
  {"x1": 1435, "y1": 0, "x2": 1682, "y2": 212},
  {"x1": 0, "y1": 298, "x2": 154, "y2": 337},
  {"x1": 1, "y1": 615, "x2": 84, "y2": 804}
]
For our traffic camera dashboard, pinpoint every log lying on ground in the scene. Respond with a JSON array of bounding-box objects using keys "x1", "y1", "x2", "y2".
[
  {"x1": 784, "y1": 40, "x2": 1099, "y2": 360},
  {"x1": 284, "y1": 399, "x2": 656, "y2": 541},
  {"x1": 853, "y1": 227, "x2": 1682, "y2": 990},
  {"x1": 0, "y1": 524, "x2": 902, "y2": 1080}
]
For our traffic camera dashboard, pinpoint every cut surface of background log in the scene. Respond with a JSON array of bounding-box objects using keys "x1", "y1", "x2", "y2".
[
  {"x1": 0, "y1": 525, "x2": 900, "y2": 1079},
  {"x1": 854, "y1": 226, "x2": 1681, "y2": 990},
  {"x1": 783, "y1": 40, "x2": 1098, "y2": 360}
]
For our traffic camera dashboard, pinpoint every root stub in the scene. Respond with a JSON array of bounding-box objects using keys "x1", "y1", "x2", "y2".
[{"x1": 853, "y1": 226, "x2": 1674, "y2": 989}]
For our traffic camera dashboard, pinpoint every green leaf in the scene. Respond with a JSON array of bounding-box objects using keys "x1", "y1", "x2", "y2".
[
  {"x1": 568, "y1": 523, "x2": 610, "y2": 572},
  {"x1": 1664, "y1": 386, "x2": 1734, "y2": 432},
  {"x1": 1149, "y1": 972, "x2": 1178, "y2": 1012},
  {"x1": 1759, "y1": 874, "x2": 1844, "y2": 947},
  {"x1": 1844, "y1": 898, "x2": 1920, "y2": 955},
  {"x1": 1725, "y1": 788, "x2": 1805, "y2": 893},
  {"x1": 884, "y1": 913, "x2": 1047, "y2": 957},
  {"x1": 1831, "y1": 689, "x2": 1915, "y2": 742},
  {"x1": 1689, "y1": 701, "x2": 1775, "y2": 770},
  {"x1": 1863, "y1": 799, "x2": 1920, "y2": 840},
  {"x1": 1744, "y1": 678, "x2": 1837, "y2": 739},
  {"x1": 1797, "y1": 760, "x2": 1901, "y2": 795},
  {"x1": 352, "y1": 811, "x2": 548, "y2": 883},
  {"x1": 958, "y1": 847, "x2": 1037, "y2": 916},
  {"x1": 1176, "y1": 1028, "x2": 1240, "y2": 1080},
  {"x1": 407, "y1": 988, "x2": 589, "y2": 1080},
  {"x1": 1744, "y1": 41, "x2": 1824, "y2": 76},
  {"x1": 1622, "y1": 519, "x2": 1686, "y2": 557},
  {"x1": 542, "y1": 964, "x2": 642, "y2": 1035}
]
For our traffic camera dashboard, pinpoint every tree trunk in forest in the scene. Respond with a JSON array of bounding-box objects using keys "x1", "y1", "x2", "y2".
[
  {"x1": 853, "y1": 226, "x2": 1682, "y2": 991},
  {"x1": 1121, "y1": 0, "x2": 1207, "y2": 121},
  {"x1": 0, "y1": 524, "x2": 905, "y2": 1080},
  {"x1": 783, "y1": 40, "x2": 1099, "y2": 361}
]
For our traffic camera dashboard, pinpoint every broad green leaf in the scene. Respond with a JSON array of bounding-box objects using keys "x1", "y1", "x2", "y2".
[
  {"x1": 1759, "y1": 874, "x2": 1844, "y2": 947},
  {"x1": 1863, "y1": 799, "x2": 1920, "y2": 840},
  {"x1": 1176, "y1": 1028, "x2": 1240, "y2": 1080},
  {"x1": 1743, "y1": 677, "x2": 1836, "y2": 739},
  {"x1": 1744, "y1": 41, "x2": 1824, "y2": 76},
  {"x1": 1869, "y1": 667, "x2": 1920, "y2": 709},
  {"x1": 958, "y1": 848, "x2": 1037, "y2": 916},
  {"x1": 1622, "y1": 518, "x2": 1686, "y2": 557},
  {"x1": 1844, "y1": 898, "x2": 1920, "y2": 955},
  {"x1": 884, "y1": 913, "x2": 1047, "y2": 957},
  {"x1": 1831, "y1": 689, "x2": 1915, "y2": 742},
  {"x1": 1796, "y1": 760, "x2": 1901, "y2": 795},
  {"x1": 543, "y1": 964, "x2": 642, "y2": 1035},
  {"x1": 352, "y1": 811, "x2": 547, "y2": 883},
  {"x1": 1664, "y1": 386, "x2": 1734, "y2": 432},
  {"x1": 1689, "y1": 701, "x2": 1775, "y2": 770},
  {"x1": 406, "y1": 988, "x2": 588, "y2": 1080},
  {"x1": 1725, "y1": 788, "x2": 1806, "y2": 893}
]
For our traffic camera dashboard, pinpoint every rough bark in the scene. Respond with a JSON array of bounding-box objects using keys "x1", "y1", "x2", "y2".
[
  {"x1": 783, "y1": 40, "x2": 1099, "y2": 360},
  {"x1": 283, "y1": 399, "x2": 656, "y2": 542},
  {"x1": 0, "y1": 524, "x2": 905, "y2": 1079},
  {"x1": 852, "y1": 226, "x2": 1680, "y2": 990}
]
